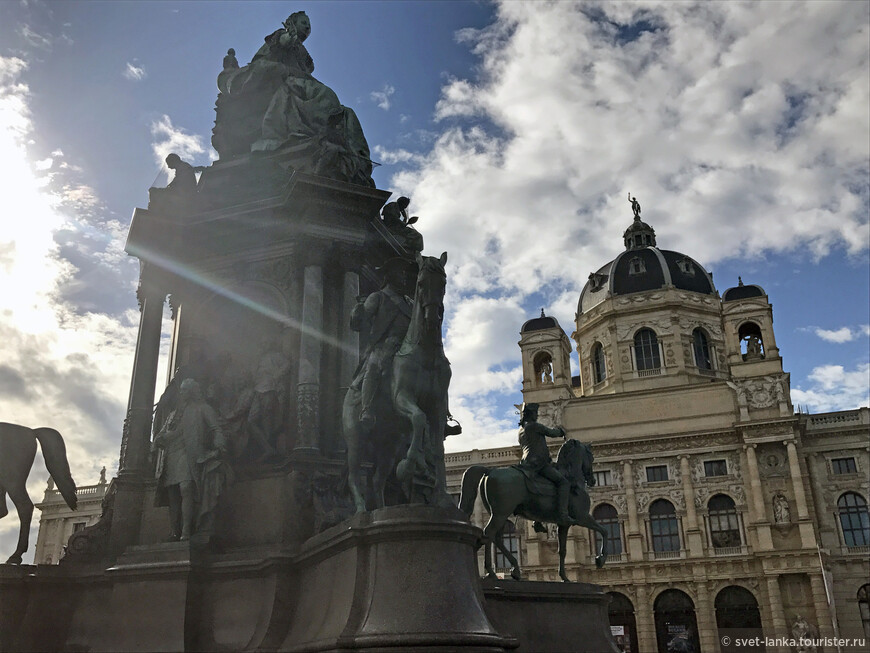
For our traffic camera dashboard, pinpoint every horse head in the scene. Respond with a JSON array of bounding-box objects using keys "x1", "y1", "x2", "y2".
[
  {"x1": 557, "y1": 439, "x2": 595, "y2": 487},
  {"x1": 413, "y1": 252, "x2": 447, "y2": 335}
]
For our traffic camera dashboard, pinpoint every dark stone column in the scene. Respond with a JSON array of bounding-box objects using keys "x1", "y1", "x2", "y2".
[
  {"x1": 295, "y1": 262, "x2": 323, "y2": 453},
  {"x1": 119, "y1": 268, "x2": 166, "y2": 477}
]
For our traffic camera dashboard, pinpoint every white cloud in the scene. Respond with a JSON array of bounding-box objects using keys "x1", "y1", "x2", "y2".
[
  {"x1": 150, "y1": 114, "x2": 208, "y2": 181},
  {"x1": 370, "y1": 84, "x2": 395, "y2": 111},
  {"x1": 0, "y1": 55, "x2": 139, "y2": 561},
  {"x1": 792, "y1": 363, "x2": 870, "y2": 412},
  {"x1": 813, "y1": 326, "x2": 868, "y2": 343},
  {"x1": 17, "y1": 24, "x2": 51, "y2": 50},
  {"x1": 123, "y1": 62, "x2": 146, "y2": 81},
  {"x1": 381, "y1": 1, "x2": 869, "y2": 450}
]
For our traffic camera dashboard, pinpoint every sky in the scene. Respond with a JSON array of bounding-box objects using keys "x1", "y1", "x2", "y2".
[{"x1": 0, "y1": 1, "x2": 867, "y2": 562}]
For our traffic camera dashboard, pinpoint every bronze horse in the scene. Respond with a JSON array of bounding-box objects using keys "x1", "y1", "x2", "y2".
[
  {"x1": 0, "y1": 423, "x2": 77, "y2": 564},
  {"x1": 343, "y1": 252, "x2": 452, "y2": 512},
  {"x1": 459, "y1": 439, "x2": 607, "y2": 582}
]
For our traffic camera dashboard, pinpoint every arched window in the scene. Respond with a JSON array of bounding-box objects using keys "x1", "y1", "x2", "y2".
[
  {"x1": 591, "y1": 342, "x2": 607, "y2": 384},
  {"x1": 649, "y1": 499, "x2": 680, "y2": 552},
  {"x1": 715, "y1": 586, "x2": 765, "y2": 652},
  {"x1": 708, "y1": 494, "x2": 741, "y2": 549},
  {"x1": 838, "y1": 493, "x2": 870, "y2": 547},
  {"x1": 654, "y1": 589, "x2": 699, "y2": 653},
  {"x1": 593, "y1": 503, "x2": 622, "y2": 555},
  {"x1": 608, "y1": 592, "x2": 638, "y2": 653},
  {"x1": 692, "y1": 328, "x2": 713, "y2": 370},
  {"x1": 493, "y1": 520, "x2": 519, "y2": 570},
  {"x1": 858, "y1": 584, "x2": 870, "y2": 638},
  {"x1": 738, "y1": 322, "x2": 764, "y2": 360},
  {"x1": 534, "y1": 352, "x2": 553, "y2": 385},
  {"x1": 634, "y1": 328, "x2": 661, "y2": 371}
]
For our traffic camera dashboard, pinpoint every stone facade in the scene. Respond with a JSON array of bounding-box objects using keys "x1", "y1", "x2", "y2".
[
  {"x1": 446, "y1": 214, "x2": 869, "y2": 653},
  {"x1": 33, "y1": 474, "x2": 108, "y2": 564}
]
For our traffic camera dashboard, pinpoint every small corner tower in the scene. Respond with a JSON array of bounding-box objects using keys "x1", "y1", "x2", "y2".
[
  {"x1": 519, "y1": 309, "x2": 573, "y2": 400},
  {"x1": 722, "y1": 277, "x2": 791, "y2": 419}
]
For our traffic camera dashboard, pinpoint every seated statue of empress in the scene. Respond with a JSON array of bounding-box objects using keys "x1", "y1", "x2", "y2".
[{"x1": 214, "y1": 11, "x2": 374, "y2": 187}]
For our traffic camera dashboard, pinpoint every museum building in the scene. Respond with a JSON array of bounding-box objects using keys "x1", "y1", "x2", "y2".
[{"x1": 446, "y1": 210, "x2": 870, "y2": 653}]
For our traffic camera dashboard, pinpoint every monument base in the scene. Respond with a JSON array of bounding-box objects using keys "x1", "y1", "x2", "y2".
[
  {"x1": 0, "y1": 506, "x2": 617, "y2": 652},
  {"x1": 482, "y1": 579, "x2": 620, "y2": 653}
]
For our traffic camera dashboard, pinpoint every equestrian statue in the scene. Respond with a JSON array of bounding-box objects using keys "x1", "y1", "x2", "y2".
[
  {"x1": 459, "y1": 403, "x2": 607, "y2": 582},
  {"x1": 343, "y1": 252, "x2": 455, "y2": 512},
  {"x1": 0, "y1": 422, "x2": 77, "y2": 564}
]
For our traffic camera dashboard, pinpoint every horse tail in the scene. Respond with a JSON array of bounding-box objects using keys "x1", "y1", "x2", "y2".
[
  {"x1": 34, "y1": 428, "x2": 77, "y2": 510},
  {"x1": 459, "y1": 465, "x2": 488, "y2": 516}
]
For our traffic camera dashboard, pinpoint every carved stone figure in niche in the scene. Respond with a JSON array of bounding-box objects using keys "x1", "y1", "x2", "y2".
[
  {"x1": 791, "y1": 615, "x2": 817, "y2": 653},
  {"x1": 246, "y1": 338, "x2": 292, "y2": 461},
  {"x1": 350, "y1": 257, "x2": 415, "y2": 432},
  {"x1": 538, "y1": 358, "x2": 553, "y2": 384},
  {"x1": 212, "y1": 11, "x2": 373, "y2": 186},
  {"x1": 152, "y1": 379, "x2": 231, "y2": 542},
  {"x1": 744, "y1": 334, "x2": 762, "y2": 359},
  {"x1": 773, "y1": 493, "x2": 790, "y2": 523},
  {"x1": 147, "y1": 153, "x2": 204, "y2": 213}
]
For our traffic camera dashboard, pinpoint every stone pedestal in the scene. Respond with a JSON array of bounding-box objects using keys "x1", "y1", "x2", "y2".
[
  {"x1": 481, "y1": 579, "x2": 620, "y2": 653},
  {"x1": 279, "y1": 505, "x2": 513, "y2": 652}
]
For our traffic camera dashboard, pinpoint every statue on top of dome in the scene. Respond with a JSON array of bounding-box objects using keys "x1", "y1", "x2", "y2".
[{"x1": 628, "y1": 193, "x2": 641, "y2": 220}]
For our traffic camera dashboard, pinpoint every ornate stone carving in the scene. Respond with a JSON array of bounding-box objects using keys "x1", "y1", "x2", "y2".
[
  {"x1": 729, "y1": 375, "x2": 788, "y2": 409},
  {"x1": 758, "y1": 447, "x2": 788, "y2": 478},
  {"x1": 612, "y1": 468, "x2": 624, "y2": 489},
  {"x1": 616, "y1": 317, "x2": 671, "y2": 341},
  {"x1": 669, "y1": 489, "x2": 685, "y2": 510},
  {"x1": 613, "y1": 494, "x2": 628, "y2": 514},
  {"x1": 773, "y1": 493, "x2": 790, "y2": 523},
  {"x1": 728, "y1": 484, "x2": 746, "y2": 506},
  {"x1": 637, "y1": 492, "x2": 651, "y2": 512},
  {"x1": 537, "y1": 398, "x2": 569, "y2": 429}
]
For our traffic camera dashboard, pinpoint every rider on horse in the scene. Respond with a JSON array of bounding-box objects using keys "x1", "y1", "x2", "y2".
[
  {"x1": 350, "y1": 257, "x2": 415, "y2": 431},
  {"x1": 518, "y1": 403, "x2": 578, "y2": 526}
]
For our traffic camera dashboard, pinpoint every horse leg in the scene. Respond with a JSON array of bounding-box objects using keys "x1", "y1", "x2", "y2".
[
  {"x1": 493, "y1": 525, "x2": 522, "y2": 581},
  {"x1": 5, "y1": 484, "x2": 33, "y2": 565},
  {"x1": 576, "y1": 513, "x2": 608, "y2": 568},
  {"x1": 345, "y1": 434, "x2": 367, "y2": 514},
  {"x1": 558, "y1": 524, "x2": 571, "y2": 582},
  {"x1": 482, "y1": 531, "x2": 496, "y2": 580},
  {"x1": 394, "y1": 390, "x2": 427, "y2": 468},
  {"x1": 0, "y1": 483, "x2": 7, "y2": 519}
]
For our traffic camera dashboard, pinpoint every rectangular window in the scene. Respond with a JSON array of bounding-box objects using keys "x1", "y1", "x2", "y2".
[
  {"x1": 832, "y1": 457, "x2": 857, "y2": 474},
  {"x1": 646, "y1": 465, "x2": 668, "y2": 482},
  {"x1": 704, "y1": 460, "x2": 728, "y2": 477},
  {"x1": 594, "y1": 470, "x2": 612, "y2": 487}
]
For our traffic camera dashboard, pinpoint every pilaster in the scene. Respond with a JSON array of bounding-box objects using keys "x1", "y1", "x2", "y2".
[
  {"x1": 694, "y1": 581, "x2": 717, "y2": 653},
  {"x1": 680, "y1": 456, "x2": 703, "y2": 556},
  {"x1": 296, "y1": 261, "x2": 324, "y2": 453},
  {"x1": 744, "y1": 444, "x2": 773, "y2": 550},
  {"x1": 765, "y1": 576, "x2": 789, "y2": 653},
  {"x1": 622, "y1": 460, "x2": 644, "y2": 561}
]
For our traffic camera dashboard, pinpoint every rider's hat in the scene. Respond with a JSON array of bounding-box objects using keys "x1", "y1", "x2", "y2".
[{"x1": 521, "y1": 402, "x2": 539, "y2": 416}]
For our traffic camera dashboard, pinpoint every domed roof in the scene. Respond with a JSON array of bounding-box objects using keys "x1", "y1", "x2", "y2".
[
  {"x1": 577, "y1": 201, "x2": 717, "y2": 315},
  {"x1": 722, "y1": 277, "x2": 765, "y2": 302},
  {"x1": 521, "y1": 309, "x2": 561, "y2": 333}
]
